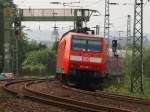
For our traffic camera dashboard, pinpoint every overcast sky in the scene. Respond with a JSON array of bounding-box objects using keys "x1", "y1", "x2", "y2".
[{"x1": 13, "y1": 0, "x2": 150, "y2": 39}]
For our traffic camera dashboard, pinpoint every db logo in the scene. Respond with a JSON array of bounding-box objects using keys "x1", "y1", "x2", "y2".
[{"x1": 83, "y1": 57, "x2": 89, "y2": 62}]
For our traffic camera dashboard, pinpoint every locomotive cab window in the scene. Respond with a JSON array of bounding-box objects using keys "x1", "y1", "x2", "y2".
[
  {"x1": 72, "y1": 36, "x2": 102, "y2": 52},
  {"x1": 72, "y1": 38, "x2": 86, "y2": 51},
  {"x1": 87, "y1": 40, "x2": 101, "y2": 52}
]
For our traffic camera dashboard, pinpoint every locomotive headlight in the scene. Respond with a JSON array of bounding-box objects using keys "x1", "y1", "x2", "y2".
[
  {"x1": 70, "y1": 55, "x2": 82, "y2": 61},
  {"x1": 90, "y1": 57, "x2": 102, "y2": 63}
]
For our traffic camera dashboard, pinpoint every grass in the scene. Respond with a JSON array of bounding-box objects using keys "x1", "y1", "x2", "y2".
[
  {"x1": 0, "y1": 107, "x2": 7, "y2": 112},
  {"x1": 103, "y1": 76, "x2": 150, "y2": 99}
]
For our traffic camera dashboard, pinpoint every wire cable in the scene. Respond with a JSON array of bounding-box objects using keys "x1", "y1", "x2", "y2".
[
  {"x1": 81, "y1": 0, "x2": 103, "y2": 8},
  {"x1": 144, "y1": 0, "x2": 149, "y2": 7}
]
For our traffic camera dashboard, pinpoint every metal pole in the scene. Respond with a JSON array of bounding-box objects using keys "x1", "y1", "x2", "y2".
[
  {"x1": 14, "y1": 15, "x2": 21, "y2": 75},
  {"x1": 3, "y1": 6, "x2": 12, "y2": 73},
  {"x1": 15, "y1": 33, "x2": 19, "y2": 75},
  {"x1": 104, "y1": 0, "x2": 110, "y2": 47},
  {"x1": 104, "y1": 0, "x2": 110, "y2": 74},
  {"x1": 96, "y1": 25, "x2": 100, "y2": 35},
  {"x1": 131, "y1": 0, "x2": 144, "y2": 93},
  {"x1": 126, "y1": 15, "x2": 132, "y2": 83},
  {"x1": 127, "y1": 15, "x2": 131, "y2": 45},
  {"x1": 0, "y1": 3, "x2": 4, "y2": 73}
]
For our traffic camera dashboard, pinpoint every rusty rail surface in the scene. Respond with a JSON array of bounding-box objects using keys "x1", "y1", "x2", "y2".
[
  {"x1": 62, "y1": 84, "x2": 150, "y2": 106},
  {"x1": 3, "y1": 80, "x2": 101, "y2": 112},
  {"x1": 24, "y1": 80, "x2": 133, "y2": 112},
  {"x1": 2, "y1": 79, "x2": 49, "y2": 95}
]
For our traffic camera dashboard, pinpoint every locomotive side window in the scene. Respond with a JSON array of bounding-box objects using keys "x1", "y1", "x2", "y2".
[
  {"x1": 87, "y1": 40, "x2": 101, "y2": 52},
  {"x1": 72, "y1": 38, "x2": 86, "y2": 51}
]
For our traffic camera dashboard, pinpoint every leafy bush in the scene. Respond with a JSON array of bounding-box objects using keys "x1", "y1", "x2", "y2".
[
  {"x1": 143, "y1": 48, "x2": 150, "y2": 76},
  {"x1": 104, "y1": 47, "x2": 150, "y2": 98},
  {"x1": 22, "y1": 49, "x2": 56, "y2": 75}
]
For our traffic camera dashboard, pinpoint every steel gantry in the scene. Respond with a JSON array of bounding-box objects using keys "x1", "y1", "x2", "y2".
[{"x1": 131, "y1": 0, "x2": 144, "y2": 93}]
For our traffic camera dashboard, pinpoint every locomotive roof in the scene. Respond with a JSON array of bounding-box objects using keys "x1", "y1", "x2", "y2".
[
  {"x1": 60, "y1": 31, "x2": 102, "y2": 41},
  {"x1": 70, "y1": 32, "x2": 100, "y2": 38}
]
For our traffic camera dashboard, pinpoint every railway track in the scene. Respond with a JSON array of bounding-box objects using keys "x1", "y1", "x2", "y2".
[
  {"x1": 27, "y1": 80, "x2": 150, "y2": 112},
  {"x1": 61, "y1": 84, "x2": 150, "y2": 112},
  {"x1": 63, "y1": 84, "x2": 150, "y2": 106},
  {"x1": 3, "y1": 79, "x2": 132, "y2": 112}
]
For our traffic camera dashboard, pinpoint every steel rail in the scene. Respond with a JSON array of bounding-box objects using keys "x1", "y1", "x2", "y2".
[
  {"x1": 25, "y1": 81, "x2": 133, "y2": 112},
  {"x1": 62, "y1": 84, "x2": 150, "y2": 106},
  {"x1": 3, "y1": 80, "x2": 102, "y2": 112}
]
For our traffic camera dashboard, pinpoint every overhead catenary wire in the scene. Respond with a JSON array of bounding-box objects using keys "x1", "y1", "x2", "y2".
[
  {"x1": 110, "y1": 15, "x2": 128, "y2": 22},
  {"x1": 15, "y1": 0, "x2": 150, "y2": 33},
  {"x1": 144, "y1": 0, "x2": 150, "y2": 7},
  {"x1": 80, "y1": 0, "x2": 103, "y2": 8}
]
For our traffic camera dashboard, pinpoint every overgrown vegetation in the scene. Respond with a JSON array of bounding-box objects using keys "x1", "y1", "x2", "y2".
[
  {"x1": 18, "y1": 33, "x2": 57, "y2": 76},
  {"x1": 104, "y1": 78, "x2": 150, "y2": 99},
  {"x1": 21, "y1": 43, "x2": 56, "y2": 75},
  {"x1": 22, "y1": 50, "x2": 48, "y2": 74},
  {"x1": 104, "y1": 47, "x2": 150, "y2": 99},
  {"x1": 0, "y1": 107, "x2": 6, "y2": 112}
]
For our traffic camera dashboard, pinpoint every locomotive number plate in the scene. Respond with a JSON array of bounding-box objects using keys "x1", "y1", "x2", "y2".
[{"x1": 83, "y1": 57, "x2": 89, "y2": 62}]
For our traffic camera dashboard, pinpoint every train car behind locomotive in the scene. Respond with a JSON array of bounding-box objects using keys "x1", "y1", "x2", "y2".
[{"x1": 56, "y1": 32, "x2": 107, "y2": 88}]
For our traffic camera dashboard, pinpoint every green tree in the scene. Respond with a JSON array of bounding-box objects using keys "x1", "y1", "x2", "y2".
[
  {"x1": 51, "y1": 41, "x2": 58, "y2": 53},
  {"x1": 124, "y1": 47, "x2": 150, "y2": 89},
  {"x1": 22, "y1": 50, "x2": 48, "y2": 74},
  {"x1": 28, "y1": 41, "x2": 46, "y2": 51},
  {"x1": 17, "y1": 33, "x2": 47, "y2": 72},
  {"x1": 143, "y1": 48, "x2": 150, "y2": 76},
  {"x1": 22, "y1": 49, "x2": 56, "y2": 75}
]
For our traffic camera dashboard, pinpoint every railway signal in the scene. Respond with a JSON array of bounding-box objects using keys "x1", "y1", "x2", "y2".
[
  {"x1": 112, "y1": 40, "x2": 117, "y2": 48},
  {"x1": 112, "y1": 40, "x2": 118, "y2": 57}
]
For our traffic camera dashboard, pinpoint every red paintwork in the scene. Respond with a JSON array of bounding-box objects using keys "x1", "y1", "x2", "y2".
[{"x1": 56, "y1": 32, "x2": 107, "y2": 78}]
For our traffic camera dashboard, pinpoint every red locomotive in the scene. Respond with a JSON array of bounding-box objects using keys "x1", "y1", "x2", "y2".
[{"x1": 56, "y1": 30, "x2": 107, "y2": 88}]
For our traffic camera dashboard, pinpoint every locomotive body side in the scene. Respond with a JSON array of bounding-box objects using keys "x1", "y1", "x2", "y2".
[{"x1": 56, "y1": 33, "x2": 71, "y2": 75}]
